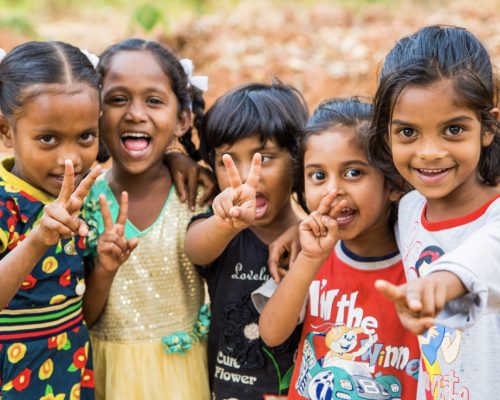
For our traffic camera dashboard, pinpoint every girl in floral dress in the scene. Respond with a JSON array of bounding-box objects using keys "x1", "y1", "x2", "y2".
[
  {"x1": 82, "y1": 39, "x2": 210, "y2": 400},
  {"x1": 0, "y1": 42, "x2": 134, "y2": 399}
]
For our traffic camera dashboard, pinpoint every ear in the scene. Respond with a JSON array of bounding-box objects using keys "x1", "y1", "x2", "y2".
[
  {"x1": 389, "y1": 187, "x2": 404, "y2": 202},
  {"x1": 0, "y1": 114, "x2": 14, "y2": 148},
  {"x1": 482, "y1": 107, "x2": 499, "y2": 147},
  {"x1": 174, "y1": 110, "x2": 192, "y2": 138}
]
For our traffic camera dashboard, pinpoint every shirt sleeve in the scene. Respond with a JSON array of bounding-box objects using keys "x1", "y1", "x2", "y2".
[
  {"x1": 0, "y1": 198, "x2": 21, "y2": 255},
  {"x1": 426, "y1": 203, "x2": 500, "y2": 329},
  {"x1": 251, "y1": 278, "x2": 307, "y2": 324}
]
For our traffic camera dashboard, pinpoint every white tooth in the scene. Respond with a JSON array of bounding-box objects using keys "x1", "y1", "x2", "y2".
[{"x1": 123, "y1": 132, "x2": 149, "y2": 139}]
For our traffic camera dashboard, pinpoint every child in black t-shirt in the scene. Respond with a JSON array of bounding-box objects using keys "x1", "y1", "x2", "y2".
[{"x1": 185, "y1": 81, "x2": 308, "y2": 399}]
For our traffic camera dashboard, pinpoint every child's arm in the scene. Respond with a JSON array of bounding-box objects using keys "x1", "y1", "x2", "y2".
[
  {"x1": 0, "y1": 161, "x2": 101, "y2": 310},
  {"x1": 268, "y1": 222, "x2": 301, "y2": 283},
  {"x1": 83, "y1": 192, "x2": 138, "y2": 328},
  {"x1": 164, "y1": 151, "x2": 217, "y2": 210},
  {"x1": 259, "y1": 191, "x2": 343, "y2": 347},
  {"x1": 375, "y1": 272, "x2": 466, "y2": 335},
  {"x1": 185, "y1": 153, "x2": 261, "y2": 265}
]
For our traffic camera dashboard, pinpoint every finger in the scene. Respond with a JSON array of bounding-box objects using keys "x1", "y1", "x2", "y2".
[
  {"x1": 127, "y1": 237, "x2": 139, "y2": 252},
  {"x1": 72, "y1": 165, "x2": 102, "y2": 203},
  {"x1": 43, "y1": 218, "x2": 75, "y2": 238},
  {"x1": 245, "y1": 153, "x2": 262, "y2": 188},
  {"x1": 289, "y1": 239, "x2": 300, "y2": 269},
  {"x1": 44, "y1": 204, "x2": 79, "y2": 232},
  {"x1": 172, "y1": 170, "x2": 187, "y2": 203},
  {"x1": 302, "y1": 214, "x2": 322, "y2": 237},
  {"x1": 278, "y1": 267, "x2": 288, "y2": 279},
  {"x1": 229, "y1": 206, "x2": 242, "y2": 219},
  {"x1": 405, "y1": 282, "x2": 424, "y2": 312},
  {"x1": 317, "y1": 190, "x2": 338, "y2": 215},
  {"x1": 268, "y1": 244, "x2": 285, "y2": 283},
  {"x1": 78, "y1": 219, "x2": 89, "y2": 237},
  {"x1": 420, "y1": 282, "x2": 436, "y2": 317},
  {"x1": 374, "y1": 279, "x2": 406, "y2": 302},
  {"x1": 434, "y1": 281, "x2": 447, "y2": 314},
  {"x1": 103, "y1": 234, "x2": 129, "y2": 254},
  {"x1": 222, "y1": 154, "x2": 243, "y2": 189},
  {"x1": 98, "y1": 194, "x2": 115, "y2": 231},
  {"x1": 329, "y1": 198, "x2": 348, "y2": 219},
  {"x1": 197, "y1": 169, "x2": 217, "y2": 206},
  {"x1": 57, "y1": 160, "x2": 75, "y2": 204},
  {"x1": 212, "y1": 199, "x2": 229, "y2": 221},
  {"x1": 116, "y1": 192, "x2": 129, "y2": 226},
  {"x1": 322, "y1": 215, "x2": 339, "y2": 241},
  {"x1": 404, "y1": 317, "x2": 436, "y2": 335},
  {"x1": 187, "y1": 169, "x2": 198, "y2": 211}
]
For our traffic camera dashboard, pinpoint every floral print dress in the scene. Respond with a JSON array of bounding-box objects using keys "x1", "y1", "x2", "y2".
[{"x1": 0, "y1": 157, "x2": 94, "y2": 400}]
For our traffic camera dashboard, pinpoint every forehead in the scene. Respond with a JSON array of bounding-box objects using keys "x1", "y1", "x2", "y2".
[
  {"x1": 17, "y1": 86, "x2": 99, "y2": 130},
  {"x1": 103, "y1": 50, "x2": 172, "y2": 90},
  {"x1": 215, "y1": 135, "x2": 282, "y2": 155},
  {"x1": 305, "y1": 128, "x2": 366, "y2": 161},
  {"x1": 392, "y1": 79, "x2": 469, "y2": 118}
]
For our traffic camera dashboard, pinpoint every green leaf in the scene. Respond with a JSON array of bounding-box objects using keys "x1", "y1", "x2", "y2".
[
  {"x1": 68, "y1": 363, "x2": 78, "y2": 372},
  {"x1": 62, "y1": 339, "x2": 71, "y2": 351},
  {"x1": 134, "y1": 4, "x2": 162, "y2": 32},
  {"x1": 280, "y1": 366, "x2": 294, "y2": 391},
  {"x1": 45, "y1": 384, "x2": 54, "y2": 395}
]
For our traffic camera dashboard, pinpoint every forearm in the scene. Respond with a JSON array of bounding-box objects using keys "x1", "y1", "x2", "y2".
[
  {"x1": 185, "y1": 216, "x2": 242, "y2": 265},
  {"x1": 259, "y1": 252, "x2": 323, "y2": 347},
  {"x1": 0, "y1": 227, "x2": 51, "y2": 309},
  {"x1": 82, "y1": 263, "x2": 116, "y2": 328}
]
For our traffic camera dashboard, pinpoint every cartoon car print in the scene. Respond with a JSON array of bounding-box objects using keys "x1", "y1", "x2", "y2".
[{"x1": 296, "y1": 332, "x2": 402, "y2": 400}]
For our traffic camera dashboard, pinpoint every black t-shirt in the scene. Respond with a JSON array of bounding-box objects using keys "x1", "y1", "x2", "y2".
[{"x1": 195, "y1": 214, "x2": 301, "y2": 400}]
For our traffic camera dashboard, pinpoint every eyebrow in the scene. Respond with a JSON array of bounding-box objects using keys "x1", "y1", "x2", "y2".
[
  {"x1": 305, "y1": 160, "x2": 369, "y2": 169},
  {"x1": 391, "y1": 115, "x2": 476, "y2": 126},
  {"x1": 104, "y1": 85, "x2": 169, "y2": 96}
]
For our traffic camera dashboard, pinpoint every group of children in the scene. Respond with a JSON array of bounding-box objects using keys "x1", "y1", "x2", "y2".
[{"x1": 0, "y1": 23, "x2": 498, "y2": 400}]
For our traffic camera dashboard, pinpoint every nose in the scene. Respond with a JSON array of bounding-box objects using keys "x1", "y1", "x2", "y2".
[
  {"x1": 324, "y1": 176, "x2": 346, "y2": 197},
  {"x1": 237, "y1": 161, "x2": 252, "y2": 184},
  {"x1": 416, "y1": 136, "x2": 447, "y2": 162},
  {"x1": 125, "y1": 99, "x2": 146, "y2": 123},
  {"x1": 57, "y1": 145, "x2": 82, "y2": 171}
]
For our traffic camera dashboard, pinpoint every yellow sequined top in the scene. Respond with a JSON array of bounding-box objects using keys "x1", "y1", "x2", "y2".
[{"x1": 83, "y1": 174, "x2": 205, "y2": 342}]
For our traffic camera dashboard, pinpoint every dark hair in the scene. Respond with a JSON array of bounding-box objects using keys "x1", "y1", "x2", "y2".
[
  {"x1": 97, "y1": 38, "x2": 204, "y2": 162},
  {"x1": 0, "y1": 41, "x2": 100, "y2": 119},
  {"x1": 199, "y1": 80, "x2": 308, "y2": 170},
  {"x1": 368, "y1": 25, "x2": 500, "y2": 186},
  {"x1": 295, "y1": 97, "x2": 373, "y2": 212}
]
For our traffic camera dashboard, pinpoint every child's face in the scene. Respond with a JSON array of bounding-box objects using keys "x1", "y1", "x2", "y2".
[
  {"x1": 304, "y1": 128, "x2": 392, "y2": 244},
  {"x1": 389, "y1": 79, "x2": 495, "y2": 205},
  {"x1": 100, "y1": 50, "x2": 189, "y2": 175},
  {"x1": 0, "y1": 84, "x2": 99, "y2": 197},
  {"x1": 214, "y1": 135, "x2": 293, "y2": 226}
]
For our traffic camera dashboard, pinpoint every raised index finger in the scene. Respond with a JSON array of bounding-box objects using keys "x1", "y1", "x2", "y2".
[
  {"x1": 222, "y1": 154, "x2": 243, "y2": 189},
  {"x1": 317, "y1": 190, "x2": 338, "y2": 215},
  {"x1": 245, "y1": 153, "x2": 262, "y2": 189},
  {"x1": 98, "y1": 194, "x2": 114, "y2": 231},
  {"x1": 72, "y1": 165, "x2": 102, "y2": 203},
  {"x1": 57, "y1": 160, "x2": 75, "y2": 204}
]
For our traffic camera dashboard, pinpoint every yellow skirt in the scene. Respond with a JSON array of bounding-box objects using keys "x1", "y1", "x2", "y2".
[{"x1": 91, "y1": 335, "x2": 210, "y2": 400}]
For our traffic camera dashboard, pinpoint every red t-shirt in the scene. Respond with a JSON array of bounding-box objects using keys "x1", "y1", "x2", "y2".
[{"x1": 288, "y1": 242, "x2": 420, "y2": 400}]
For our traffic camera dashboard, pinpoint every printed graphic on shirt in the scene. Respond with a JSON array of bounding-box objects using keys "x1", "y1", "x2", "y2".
[
  {"x1": 295, "y1": 328, "x2": 402, "y2": 399},
  {"x1": 414, "y1": 246, "x2": 467, "y2": 400}
]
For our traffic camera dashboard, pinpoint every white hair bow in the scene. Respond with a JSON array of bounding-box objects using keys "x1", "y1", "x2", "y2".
[
  {"x1": 80, "y1": 48, "x2": 99, "y2": 69},
  {"x1": 0, "y1": 48, "x2": 6, "y2": 62},
  {"x1": 179, "y1": 58, "x2": 208, "y2": 92}
]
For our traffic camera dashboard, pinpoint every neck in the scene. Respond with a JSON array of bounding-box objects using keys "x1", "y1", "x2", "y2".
[
  {"x1": 250, "y1": 203, "x2": 300, "y2": 245},
  {"x1": 425, "y1": 180, "x2": 499, "y2": 221},
  {"x1": 343, "y1": 224, "x2": 397, "y2": 258}
]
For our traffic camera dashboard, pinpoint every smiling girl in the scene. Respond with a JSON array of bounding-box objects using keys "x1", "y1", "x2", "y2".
[{"x1": 82, "y1": 39, "x2": 210, "y2": 400}]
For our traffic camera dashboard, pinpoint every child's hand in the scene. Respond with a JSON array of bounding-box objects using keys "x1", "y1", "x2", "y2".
[
  {"x1": 96, "y1": 192, "x2": 139, "y2": 275},
  {"x1": 165, "y1": 151, "x2": 217, "y2": 210},
  {"x1": 375, "y1": 278, "x2": 440, "y2": 335},
  {"x1": 268, "y1": 223, "x2": 301, "y2": 283},
  {"x1": 298, "y1": 190, "x2": 344, "y2": 262},
  {"x1": 37, "y1": 160, "x2": 101, "y2": 246},
  {"x1": 212, "y1": 153, "x2": 261, "y2": 230}
]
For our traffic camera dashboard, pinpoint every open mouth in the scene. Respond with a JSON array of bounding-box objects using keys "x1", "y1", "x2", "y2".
[
  {"x1": 336, "y1": 208, "x2": 356, "y2": 227},
  {"x1": 255, "y1": 193, "x2": 268, "y2": 219},
  {"x1": 120, "y1": 132, "x2": 151, "y2": 156}
]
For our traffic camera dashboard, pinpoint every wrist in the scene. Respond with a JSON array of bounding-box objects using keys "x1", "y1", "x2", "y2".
[
  {"x1": 93, "y1": 260, "x2": 118, "y2": 280},
  {"x1": 29, "y1": 226, "x2": 56, "y2": 250}
]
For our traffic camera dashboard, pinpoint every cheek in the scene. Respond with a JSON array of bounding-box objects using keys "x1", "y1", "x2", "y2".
[
  {"x1": 214, "y1": 167, "x2": 230, "y2": 191},
  {"x1": 304, "y1": 183, "x2": 322, "y2": 212}
]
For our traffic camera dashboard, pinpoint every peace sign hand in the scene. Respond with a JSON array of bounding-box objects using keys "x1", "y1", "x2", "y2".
[
  {"x1": 212, "y1": 153, "x2": 262, "y2": 230},
  {"x1": 95, "y1": 192, "x2": 139, "y2": 275},
  {"x1": 36, "y1": 160, "x2": 102, "y2": 246},
  {"x1": 299, "y1": 190, "x2": 346, "y2": 263}
]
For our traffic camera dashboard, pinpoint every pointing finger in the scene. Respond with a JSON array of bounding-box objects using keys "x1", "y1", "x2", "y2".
[
  {"x1": 222, "y1": 154, "x2": 243, "y2": 189},
  {"x1": 57, "y1": 160, "x2": 75, "y2": 205},
  {"x1": 245, "y1": 153, "x2": 262, "y2": 189},
  {"x1": 99, "y1": 194, "x2": 114, "y2": 231},
  {"x1": 72, "y1": 165, "x2": 102, "y2": 203}
]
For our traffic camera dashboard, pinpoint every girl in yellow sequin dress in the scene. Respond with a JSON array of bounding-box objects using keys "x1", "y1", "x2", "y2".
[{"x1": 82, "y1": 39, "x2": 210, "y2": 400}]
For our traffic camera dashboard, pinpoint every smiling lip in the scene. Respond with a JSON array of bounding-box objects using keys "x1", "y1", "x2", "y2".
[
  {"x1": 120, "y1": 131, "x2": 151, "y2": 157},
  {"x1": 415, "y1": 167, "x2": 451, "y2": 185},
  {"x1": 336, "y1": 208, "x2": 356, "y2": 227},
  {"x1": 255, "y1": 193, "x2": 268, "y2": 219}
]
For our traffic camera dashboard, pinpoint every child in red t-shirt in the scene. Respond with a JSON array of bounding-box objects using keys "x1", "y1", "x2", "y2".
[{"x1": 259, "y1": 97, "x2": 420, "y2": 400}]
